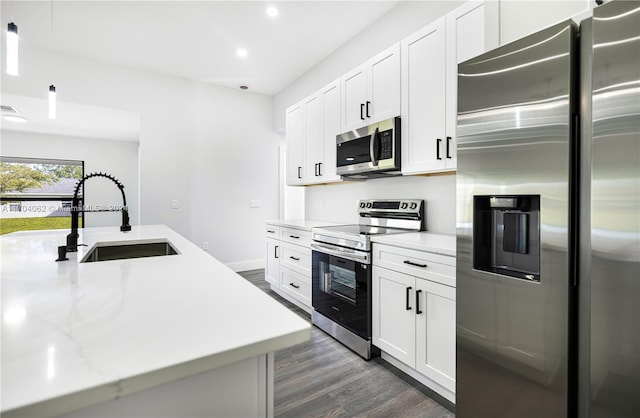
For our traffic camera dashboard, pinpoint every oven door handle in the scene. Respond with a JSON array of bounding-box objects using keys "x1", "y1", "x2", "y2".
[{"x1": 311, "y1": 242, "x2": 370, "y2": 264}]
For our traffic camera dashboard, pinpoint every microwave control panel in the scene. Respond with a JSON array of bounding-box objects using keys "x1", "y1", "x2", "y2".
[{"x1": 379, "y1": 130, "x2": 393, "y2": 159}]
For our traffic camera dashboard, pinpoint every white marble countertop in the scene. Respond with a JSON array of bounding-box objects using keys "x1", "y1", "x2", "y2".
[
  {"x1": 264, "y1": 219, "x2": 342, "y2": 231},
  {"x1": 1, "y1": 225, "x2": 310, "y2": 417},
  {"x1": 371, "y1": 232, "x2": 457, "y2": 257}
]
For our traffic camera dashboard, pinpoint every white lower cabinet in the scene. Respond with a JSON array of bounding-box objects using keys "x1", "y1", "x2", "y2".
[
  {"x1": 265, "y1": 223, "x2": 312, "y2": 312},
  {"x1": 265, "y1": 237, "x2": 280, "y2": 287},
  {"x1": 372, "y1": 244, "x2": 456, "y2": 402},
  {"x1": 265, "y1": 225, "x2": 281, "y2": 288},
  {"x1": 279, "y1": 267, "x2": 311, "y2": 307}
]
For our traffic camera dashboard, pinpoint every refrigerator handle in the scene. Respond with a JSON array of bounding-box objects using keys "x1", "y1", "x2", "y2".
[{"x1": 570, "y1": 112, "x2": 580, "y2": 288}]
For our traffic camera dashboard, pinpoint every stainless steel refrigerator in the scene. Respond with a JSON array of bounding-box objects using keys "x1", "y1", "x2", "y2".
[{"x1": 455, "y1": 1, "x2": 639, "y2": 417}]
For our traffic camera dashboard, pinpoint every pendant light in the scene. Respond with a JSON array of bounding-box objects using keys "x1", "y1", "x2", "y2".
[
  {"x1": 6, "y1": 22, "x2": 18, "y2": 75},
  {"x1": 48, "y1": 85, "x2": 56, "y2": 119}
]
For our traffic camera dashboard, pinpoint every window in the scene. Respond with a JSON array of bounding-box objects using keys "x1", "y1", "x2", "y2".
[{"x1": 1, "y1": 157, "x2": 84, "y2": 235}]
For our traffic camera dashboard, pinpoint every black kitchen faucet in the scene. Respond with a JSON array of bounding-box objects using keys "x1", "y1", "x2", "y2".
[{"x1": 65, "y1": 172, "x2": 131, "y2": 253}]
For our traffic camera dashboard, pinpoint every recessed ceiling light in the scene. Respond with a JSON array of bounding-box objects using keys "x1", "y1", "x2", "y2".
[
  {"x1": 266, "y1": 7, "x2": 279, "y2": 17},
  {"x1": 237, "y1": 48, "x2": 248, "y2": 58}
]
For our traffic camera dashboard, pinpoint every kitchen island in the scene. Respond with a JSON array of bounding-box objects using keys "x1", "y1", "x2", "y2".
[{"x1": 1, "y1": 225, "x2": 311, "y2": 418}]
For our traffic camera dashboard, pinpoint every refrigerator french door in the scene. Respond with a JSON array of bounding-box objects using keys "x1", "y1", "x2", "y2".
[{"x1": 456, "y1": 1, "x2": 639, "y2": 417}]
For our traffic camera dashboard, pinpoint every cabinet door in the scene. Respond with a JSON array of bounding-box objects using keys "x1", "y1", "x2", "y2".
[
  {"x1": 372, "y1": 266, "x2": 416, "y2": 368},
  {"x1": 415, "y1": 277, "x2": 456, "y2": 393},
  {"x1": 319, "y1": 80, "x2": 342, "y2": 182},
  {"x1": 285, "y1": 102, "x2": 305, "y2": 185},
  {"x1": 304, "y1": 93, "x2": 322, "y2": 183},
  {"x1": 265, "y1": 237, "x2": 280, "y2": 288},
  {"x1": 341, "y1": 65, "x2": 367, "y2": 132},
  {"x1": 367, "y1": 43, "x2": 400, "y2": 124},
  {"x1": 445, "y1": 0, "x2": 495, "y2": 171},
  {"x1": 401, "y1": 17, "x2": 447, "y2": 175}
]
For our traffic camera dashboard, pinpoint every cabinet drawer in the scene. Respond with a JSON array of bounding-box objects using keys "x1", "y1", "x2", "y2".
[
  {"x1": 265, "y1": 224, "x2": 280, "y2": 238},
  {"x1": 280, "y1": 227, "x2": 312, "y2": 247},
  {"x1": 373, "y1": 244, "x2": 455, "y2": 287},
  {"x1": 280, "y1": 242, "x2": 311, "y2": 276},
  {"x1": 280, "y1": 267, "x2": 311, "y2": 307}
]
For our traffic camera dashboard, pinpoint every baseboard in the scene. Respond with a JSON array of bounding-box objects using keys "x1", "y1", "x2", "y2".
[{"x1": 225, "y1": 259, "x2": 264, "y2": 272}]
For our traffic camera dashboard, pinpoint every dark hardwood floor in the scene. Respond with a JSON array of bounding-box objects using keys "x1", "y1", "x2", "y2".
[{"x1": 238, "y1": 269, "x2": 455, "y2": 418}]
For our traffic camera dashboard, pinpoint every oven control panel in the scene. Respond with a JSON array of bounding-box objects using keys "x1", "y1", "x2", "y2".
[{"x1": 358, "y1": 199, "x2": 422, "y2": 212}]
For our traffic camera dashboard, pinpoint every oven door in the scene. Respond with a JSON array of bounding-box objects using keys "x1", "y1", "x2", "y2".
[{"x1": 311, "y1": 244, "x2": 371, "y2": 339}]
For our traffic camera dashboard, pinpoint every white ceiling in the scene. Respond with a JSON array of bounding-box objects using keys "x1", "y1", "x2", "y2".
[{"x1": 1, "y1": 0, "x2": 401, "y2": 96}]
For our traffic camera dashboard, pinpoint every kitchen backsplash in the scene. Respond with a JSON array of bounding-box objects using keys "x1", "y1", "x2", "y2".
[{"x1": 305, "y1": 174, "x2": 456, "y2": 235}]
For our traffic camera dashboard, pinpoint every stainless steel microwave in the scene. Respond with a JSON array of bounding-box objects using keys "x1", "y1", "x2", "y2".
[{"x1": 336, "y1": 116, "x2": 401, "y2": 179}]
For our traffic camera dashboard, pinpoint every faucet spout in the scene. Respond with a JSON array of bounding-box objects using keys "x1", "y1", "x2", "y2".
[{"x1": 66, "y1": 172, "x2": 131, "y2": 253}]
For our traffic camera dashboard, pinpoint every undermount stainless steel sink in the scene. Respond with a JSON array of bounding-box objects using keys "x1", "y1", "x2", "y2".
[{"x1": 81, "y1": 240, "x2": 179, "y2": 263}]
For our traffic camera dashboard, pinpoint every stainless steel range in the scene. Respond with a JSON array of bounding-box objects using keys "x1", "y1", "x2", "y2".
[{"x1": 310, "y1": 199, "x2": 425, "y2": 359}]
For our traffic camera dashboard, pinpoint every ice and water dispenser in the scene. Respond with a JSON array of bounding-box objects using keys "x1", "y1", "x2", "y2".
[{"x1": 473, "y1": 195, "x2": 540, "y2": 282}]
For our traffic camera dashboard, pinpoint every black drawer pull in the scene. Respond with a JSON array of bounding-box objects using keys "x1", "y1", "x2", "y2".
[
  {"x1": 404, "y1": 260, "x2": 427, "y2": 268},
  {"x1": 289, "y1": 256, "x2": 300, "y2": 261},
  {"x1": 416, "y1": 289, "x2": 423, "y2": 315},
  {"x1": 289, "y1": 282, "x2": 300, "y2": 289},
  {"x1": 267, "y1": 229, "x2": 276, "y2": 234},
  {"x1": 289, "y1": 235, "x2": 300, "y2": 239},
  {"x1": 406, "y1": 286, "x2": 412, "y2": 311}
]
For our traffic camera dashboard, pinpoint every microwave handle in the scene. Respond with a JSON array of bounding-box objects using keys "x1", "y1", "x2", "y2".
[{"x1": 370, "y1": 127, "x2": 380, "y2": 166}]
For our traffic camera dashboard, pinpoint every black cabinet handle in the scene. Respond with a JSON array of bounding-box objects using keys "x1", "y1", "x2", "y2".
[
  {"x1": 360, "y1": 103, "x2": 365, "y2": 120},
  {"x1": 436, "y1": 138, "x2": 442, "y2": 160},
  {"x1": 289, "y1": 256, "x2": 300, "y2": 261},
  {"x1": 289, "y1": 235, "x2": 300, "y2": 239},
  {"x1": 446, "y1": 136, "x2": 452, "y2": 159},
  {"x1": 318, "y1": 162, "x2": 322, "y2": 176},
  {"x1": 297, "y1": 166, "x2": 302, "y2": 179},
  {"x1": 289, "y1": 282, "x2": 300, "y2": 289},
  {"x1": 267, "y1": 229, "x2": 275, "y2": 234},
  {"x1": 366, "y1": 101, "x2": 370, "y2": 118},
  {"x1": 416, "y1": 289, "x2": 423, "y2": 315},
  {"x1": 404, "y1": 260, "x2": 427, "y2": 268},
  {"x1": 274, "y1": 245, "x2": 279, "y2": 259},
  {"x1": 406, "y1": 286, "x2": 412, "y2": 311}
]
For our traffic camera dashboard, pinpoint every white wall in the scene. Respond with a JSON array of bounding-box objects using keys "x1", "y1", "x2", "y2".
[
  {"x1": 0, "y1": 130, "x2": 140, "y2": 228},
  {"x1": 305, "y1": 175, "x2": 456, "y2": 234},
  {"x1": 1, "y1": 46, "x2": 280, "y2": 269}
]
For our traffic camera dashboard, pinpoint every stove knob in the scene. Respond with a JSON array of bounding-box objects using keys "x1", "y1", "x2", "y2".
[
  {"x1": 359, "y1": 202, "x2": 366, "y2": 208},
  {"x1": 366, "y1": 202, "x2": 373, "y2": 208},
  {"x1": 401, "y1": 202, "x2": 408, "y2": 209},
  {"x1": 410, "y1": 202, "x2": 418, "y2": 210}
]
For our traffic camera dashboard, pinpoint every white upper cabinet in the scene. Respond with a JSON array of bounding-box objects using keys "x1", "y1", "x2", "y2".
[
  {"x1": 286, "y1": 79, "x2": 342, "y2": 186},
  {"x1": 401, "y1": 16, "x2": 447, "y2": 175},
  {"x1": 285, "y1": 102, "x2": 305, "y2": 186},
  {"x1": 401, "y1": 0, "x2": 496, "y2": 175},
  {"x1": 303, "y1": 94, "x2": 322, "y2": 183},
  {"x1": 319, "y1": 81, "x2": 341, "y2": 182},
  {"x1": 341, "y1": 43, "x2": 400, "y2": 132}
]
